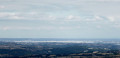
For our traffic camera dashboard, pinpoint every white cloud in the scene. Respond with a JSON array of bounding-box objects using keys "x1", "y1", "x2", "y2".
[
  {"x1": 67, "y1": 15, "x2": 74, "y2": 20},
  {"x1": 0, "y1": 26, "x2": 32, "y2": 30},
  {"x1": 0, "y1": 12, "x2": 14, "y2": 17},
  {"x1": 65, "y1": 15, "x2": 82, "y2": 21},
  {"x1": 0, "y1": 12, "x2": 56, "y2": 20},
  {"x1": 107, "y1": 16, "x2": 115, "y2": 22},
  {"x1": 0, "y1": 26, "x2": 57, "y2": 31},
  {"x1": 0, "y1": 12, "x2": 23, "y2": 19},
  {"x1": 48, "y1": 15, "x2": 56, "y2": 20},
  {"x1": 94, "y1": 16, "x2": 103, "y2": 20},
  {"x1": 89, "y1": 0, "x2": 120, "y2": 1},
  {"x1": 2, "y1": 27, "x2": 10, "y2": 31},
  {"x1": 0, "y1": 5, "x2": 5, "y2": 9},
  {"x1": 0, "y1": 0, "x2": 120, "y2": 24},
  {"x1": 59, "y1": 26, "x2": 72, "y2": 30},
  {"x1": 0, "y1": 26, "x2": 82, "y2": 31},
  {"x1": 96, "y1": 25, "x2": 102, "y2": 28},
  {"x1": 113, "y1": 25, "x2": 120, "y2": 28},
  {"x1": 9, "y1": 15, "x2": 23, "y2": 19}
]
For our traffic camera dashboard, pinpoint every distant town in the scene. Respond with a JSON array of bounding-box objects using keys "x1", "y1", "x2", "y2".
[{"x1": 0, "y1": 38, "x2": 120, "y2": 58}]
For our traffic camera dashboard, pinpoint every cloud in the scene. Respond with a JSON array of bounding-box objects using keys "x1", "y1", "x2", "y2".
[
  {"x1": 0, "y1": 12, "x2": 14, "y2": 17},
  {"x1": 87, "y1": 0, "x2": 120, "y2": 1},
  {"x1": 65, "y1": 15, "x2": 106, "y2": 22},
  {"x1": 107, "y1": 16, "x2": 115, "y2": 22},
  {"x1": 0, "y1": 26, "x2": 84, "y2": 31},
  {"x1": 67, "y1": 15, "x2": 74, "y2": 20},
  {"x1": 0, "y1": 5, "x2": 5, "y2": 9},
  {"x1": 64, "y1": 15, "x2": 82, "y2": 21},
  {"x1": 2, "y1": 27, "x2": 10, "y2": 31},
  {"x1": 113, "y1": 25, "x2": 120, "y2": 28},
  {"x1": 0, "y1": 0, "x2": 120, "y2": 22},
  {"x1": 94, "y1": 16, "x2": 104, "y2": 20},
  {"x1": 0, "y1": 12, "x2": 22, "y2": 19},
  {"x1": 59, "y1": 26, "x2": 72, "y2": 30},
  {"x1": 0, "y1": 26, "x2": 32, "y2": 31},
  {"x1": 0, "y1": 12, "x2": 57, "y2": 20},
  {"x1": 0, "y1": 0, "x2": 120, "y2": 27},
  {"x1": 0, "y1": 26, "x2": 58, "y2": 31},
  {"x1": 96, "y1": 25, "x2": 102, "y2": 28}
]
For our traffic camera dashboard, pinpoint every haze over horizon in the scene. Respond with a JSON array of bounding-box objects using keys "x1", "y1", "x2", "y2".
[{"x1": 0, "y1": 0, "x2": 120, "y2": 38}]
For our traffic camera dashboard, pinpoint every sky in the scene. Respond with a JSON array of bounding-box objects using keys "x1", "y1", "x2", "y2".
[{"x1": 0, "y1": 0, "x2": 120, "y2": 38}]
